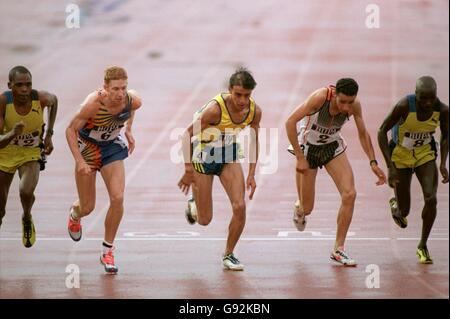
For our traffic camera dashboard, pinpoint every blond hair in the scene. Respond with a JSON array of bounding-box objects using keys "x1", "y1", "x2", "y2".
[{"x1": 104, "y1": 66, "x2": 128, "y2": 84}]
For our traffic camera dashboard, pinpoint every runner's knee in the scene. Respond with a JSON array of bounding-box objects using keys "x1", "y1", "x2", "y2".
[
  {"x1": 231, "y1": 200, "x2": 246, "y2": 215},
  {"x1": 341, "y1": 189, "x2": 357, "y2": 204},
  {"x1": 423, "y1": 193, "x2": 437, "y2": 210},
  {"x1": 109, "y1": 193, "x2": 124, "y2": 207},
  {"x1": 19, "y1": 188, "x2": 34, "y2": 202}
]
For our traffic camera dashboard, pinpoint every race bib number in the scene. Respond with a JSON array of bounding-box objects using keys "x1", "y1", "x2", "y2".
[
  {"x1": 315, "y1": 134, "x2": 331, "y2": 144},
  {"x1": 12, "y1": 131, "x2": 40, "y2": 147},
  {"x1": 309, "y1": 124, "x2": 340, "y2": 145},
  {"x1": 401, "y1": 132, "x2": 433, "y2": 150},
  {"x1": 88, "y1": 127, "x2": 121, "y2": 142}
]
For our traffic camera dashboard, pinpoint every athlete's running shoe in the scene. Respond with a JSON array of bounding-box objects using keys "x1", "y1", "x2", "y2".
[
  {"x1": 222, "y1": 253, "x2": 244, "y2": 271},
  {"x1": 293, "y1": 199, "x2": 307, "y2": 231},
  {"x1": 416, "y1": 247, "x2": 433, "y2": 264},
  {"x1": 330, "y1": 248, "x2": 357, "y2": 266},
  {"x1": 100, "y1": 247, "x2": 119, "y2": 274},
  {"x1": 68, "y1": 208, "x2": 82, "y2": 241},
  {"x1": 22, "y1": 217, "x2": 36, "y2": 248},
  {"x1": 185, "y1": 196, "x2": 197, "y2": 225}
]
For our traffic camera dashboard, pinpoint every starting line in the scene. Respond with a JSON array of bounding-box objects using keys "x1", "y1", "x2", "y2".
[{"x1": 0, "y1": 237, "x2": 448, "y2": 241}]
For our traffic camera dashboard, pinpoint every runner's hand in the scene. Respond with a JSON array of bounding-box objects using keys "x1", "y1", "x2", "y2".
[
  {"x1": 440, "y1": 165, "x2": 449, "y2": 184},
  {"x1": 125, "y1": 130, "x2": 135, "y2": 155},
  {"x1": 76, "y1": 160, "x2": 92, "y2": 176},
  {"x1": 12, "y1": 121, "x2": 25, "y2": 137},
  {"x1": 43, "y1": 135, "x2": 54, "y2": 155},
  {"x1": 178, "y1": 166, "x2": 194, "y2": 195},
  {"x1": 371, "y1": 164, "x2": 386, "y2": 186},
  {"x1": 246, "y1": 175, "x2": 257, "y2": 200}
]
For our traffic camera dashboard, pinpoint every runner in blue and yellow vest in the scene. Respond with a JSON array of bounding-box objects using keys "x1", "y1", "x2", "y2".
[
  {"x1": 378, "y1": 76, "x2": 449, "y2": 264},
  {"x1": 178, "y1": 68, "x2": 262, "y2": 271},
  {"x1": 0, "y1": 66, "x2": 58, "y2": 248}
]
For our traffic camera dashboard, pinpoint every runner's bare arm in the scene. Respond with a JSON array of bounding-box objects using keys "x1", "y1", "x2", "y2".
[
  {"x1": 285, "y1": 88, "x2": 327, "y2": 159},
  {"x1": 39, "y1": 91, "x2": 58, "y2": 155},
  {"x1": 123, "y1": 90, "x2": 142, "y2": 155},
  {"x1": 128, "y1": 89, "x2": 142, "y2": 111},
  {"x1": 65, "y1": 92, "x2": 101, "y2": 164},
  {"x1": 181, "y1": 100, "x2": 221, "y2": 166},
  {"x1": 39, "y1": 91, "x2": 58, "y2": 137},
  {"x1": 353, "y1": 100, "x2": 377, "y2": 162},
  {"x1": 247, "y1": 105, "x2": 262, "y2": 200},
  {"x1": 439, "y1": 102, "x2": 449, "y2": 183},
  {"x1": 0, "y1": 93, "x2": 23, "y2": 149},
  {"x1": 353, "y1": 101, "x2": 386, "y2": 185},
  {"x1": 178, "y1": 100, "x2": 221, "y2": 194},
  {"x1": 377, "y1": 98, "x2": 408, "y2": 169}
]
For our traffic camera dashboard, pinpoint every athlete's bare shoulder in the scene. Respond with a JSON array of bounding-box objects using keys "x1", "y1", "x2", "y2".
[
  {"x1": 438, "y1": 99, "x2": 448, "y2": 113},
  {"x1": 201, "y1": 99, "x2": 221, "y2": 125},
  {"x1": 37, "y1": 90, "x2": 57, "y2": 108},
  {"x1": 250, "y1": 103, "x2": 262, "y2": 126},
  {"x1": 303, "y1": 87, "x2": 329, "y2": 113}
]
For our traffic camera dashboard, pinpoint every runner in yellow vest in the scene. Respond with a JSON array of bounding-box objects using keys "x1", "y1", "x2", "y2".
[
  {"x1": 178, "y1": 68, "x2": 262, "y2": 271},
  {"x1": 378, "y1": 76, "x2": 449, "y2": 264},
  {"x1": 0, "y1": 66, "x2": 58, "y2": 248}
]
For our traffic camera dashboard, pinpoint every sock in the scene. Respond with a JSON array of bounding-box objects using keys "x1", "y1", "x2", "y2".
[{"x1": 102, "y1": 241, "x2": 113, "y2": 254}]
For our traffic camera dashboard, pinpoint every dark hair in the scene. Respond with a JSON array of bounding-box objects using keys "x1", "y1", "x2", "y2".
[
  {"x1": 9, "y1": 65, "x2": 32, "y2": 82},
  {"x1": 336, "y1": 78, "x2": 358, "y2": 96},
  {"x1": 229, "y1": 67, "x2": 257, "y2": 90},
  {"x1": 416, "y1": 76, "x2": 436, "y2": 92}
]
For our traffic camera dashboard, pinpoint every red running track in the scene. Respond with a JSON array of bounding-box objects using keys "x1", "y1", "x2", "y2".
[{"x1": 0, "y1": 0, "x2": 448, "y2": 298}]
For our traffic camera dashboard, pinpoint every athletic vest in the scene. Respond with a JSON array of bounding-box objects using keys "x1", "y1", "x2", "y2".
[
  {"x1": 392, "y1": 94, "x2": 440, "y2": 150},
  {"x1": 2, "y1": 90, "x2": 44, "y2": 148},
  {"x1": 299, "y1": 86, "x2": 348, "y2": 145},
  {"x1": 193, "y1": 93, "x2": 256, "y2": 148},
  {"x1": 79, "y1": 94, "x2": 132, "y2": 145}
]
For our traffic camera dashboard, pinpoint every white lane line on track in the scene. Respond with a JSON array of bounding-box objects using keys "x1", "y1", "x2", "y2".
[{"x1": 2, "y1": 237, "x2": 448, "y2": 241}]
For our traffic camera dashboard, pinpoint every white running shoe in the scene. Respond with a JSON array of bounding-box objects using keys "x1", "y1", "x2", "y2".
[
  {"x1": 222, "y1": 253, "x2": 244, "y2": 271},
  {"x1": 293, "y1": 199, "x2": 307, "y2": 231},
  {"x1": 185, "y1": 196, "x2": 197, "y2": 225},
  {"x1": 330, "y1": 248, "x2": 357, "y2": 266}
]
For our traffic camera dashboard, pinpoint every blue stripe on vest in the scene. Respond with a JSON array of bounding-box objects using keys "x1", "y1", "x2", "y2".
[
  {"x1": 3, "y1": 91, "x2": 13, "y2": 104},
  {"x1": 407, "y1": 94, "x2": 416, "y2": 113},
  {"x1": 392, "y1": 123, "x2": 399, "y2": 144}
]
